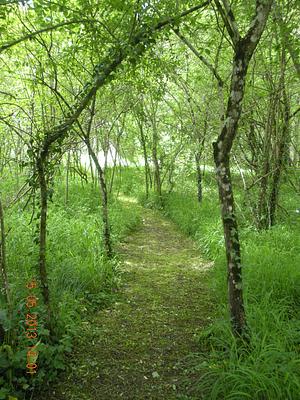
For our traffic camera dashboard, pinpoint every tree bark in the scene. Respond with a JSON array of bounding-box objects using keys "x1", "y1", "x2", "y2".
[
  {"x1": 152, "y1": 128, "x2": 162, "y2": 199},
  {"x1": 138, "y1": 120, "x2": 151, "y2": 199},
  {"x1": 80, "y1": 96, "x2": 113, "y2": 258},
  {"x1": 213, "y1": 0, "x2": 273, "y2": 336},
  {"x1": 195, "y1": 152, "x2": 203, "y2": 202},
  {"x1": 269, "y1": 50, "x2": 290, "y2": 226},
  {"x1": 85, "y1": 138, "x2": 112, "y2": 258},
  {"x1": 145, "y1": 91, "x2": 163, "y2": 200},
  {"x1": 0, "y1": 193, "x2": 10, "y2": 309},
  {"x1": 65, "y1": 151, "x2": 70, "y2": 205},
  {"x1": 257, "y1": 100, "x2": 273, "y2": 229},
  {"x1": 36, "y1": 155, "x2": 52, "y2": 333}
]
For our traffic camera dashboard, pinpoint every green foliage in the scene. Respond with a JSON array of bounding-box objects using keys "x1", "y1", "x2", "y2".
[
  {"x1": 138, "y1": 191, "x2": 165, "y2": 211},
  {"x1": 112, "y1": 167, "x2": 144, "y2": 198},
  {"x1": 159, "y1": 175, "x2": 300, "y2": 400},
  {"x1": 0, "y1": 177, "x2": 141, "y2": 398},
  {"x1": 0, "y1": 0, "x2": 299, "y2": 396}
]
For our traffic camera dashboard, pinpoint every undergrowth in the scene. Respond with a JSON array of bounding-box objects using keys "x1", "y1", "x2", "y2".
[
  {"x1": 0, "y1": 175, "x2": 141, "y2": 399},
  {"x1": 122, "y1": 167, "x2": 300, "y2": 400},
  {"x1": 163, "y1": 175, "x2": 300, "y2": 399}
]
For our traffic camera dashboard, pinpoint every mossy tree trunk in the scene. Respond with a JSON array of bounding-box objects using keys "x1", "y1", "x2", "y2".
[
  {"x1": 213, "y1": 0, "x2": 273, "y2": 337},
  {"x1": 195, "y1": 152, "x2": 203, "y2": 203},
  {"x1": 83, "y1": 96, "x2": 113, "y2": 259},
  {"x1": 137, "y1": 118, "x2": 151, "y2": 199},
  {"x1": 0, "y1": 193, "x2": 11, "y2": 343},
  {"x1": 85, "y1": 137, "x2": 113, "y2": 259},
  {"x1": 152, "y1": 120, "x2": 162, "y2": 200},
  {"x1": 36, "y1": 154, "x2": 53, "y2": 334},
  {"x1": 269, "y1": 49, "x2": 290, "y2": 226}
]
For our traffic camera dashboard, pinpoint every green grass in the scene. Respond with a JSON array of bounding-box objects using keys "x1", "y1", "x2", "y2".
[
  {"x1": 37, "y1": 201, "x2": 213, "y2": 400},
  {"x1": 158, "y1": 174, "x2": 300, "y2": 400},
  {"x1": 2, "y1": 165, "x2": 299, "y2": 399},
  {"x1": 117, "y1": 167, "x2": 300, "y2": 399},
  {"x1": 0, "y1": 174, "x2": 142, "y2": 399}
]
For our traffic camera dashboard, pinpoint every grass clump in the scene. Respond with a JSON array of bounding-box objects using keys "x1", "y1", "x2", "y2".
[
  {"x1": 160, "y1": 176, "x2": 300, "y2": 400},
  {"x1": 121, "y1": 165, "x2": 300, "y2": 400},
  {"x1": 0, "y1": 176, "x2": 141, "y2": 399}
]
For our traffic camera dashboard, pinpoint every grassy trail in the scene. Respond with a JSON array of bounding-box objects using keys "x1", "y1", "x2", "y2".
[{"x1": 41, "y1": 202, "x2": 213, "y2": 399}]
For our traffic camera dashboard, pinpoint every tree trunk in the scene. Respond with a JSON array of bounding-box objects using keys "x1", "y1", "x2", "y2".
[
  {"x1": 195, "y1": 152, "x2": 202, "y2": 202},
  {"x1": 85, "y1": 138, "x2": 112, "y2": 258},
  {"x1": 167, "y1": 162, "x2": 175, "y2": 194},
  {"x1": 213, "y1": 0, "x2": 273, "y2": 336},
  {"x1": 152, "y1": 121, "x2": 162, "y2": 199},
  {"x1": 257, "y1": 106, "x2": 273, "y2": 229},
  {"x1": 138, "y1": 121, "x2": 151, "y2": 198},
  {"x1": 213, "y1": 47, "x2": 250, "y2": 335},
  {"x1": 213, "y1": 152, "x2": 246, "y2": 335},
  {"x1": 269, "y1": 50, "x2": 290, "y2": 226},
  {"x1": 65, "y1": 151, "x2": 70, "y2": 205},
  {"x1": 0, "y1": 193, "x2": 10, "y2": 309},
  {"x1": 36, "y1": 155, "x2": 52, "y2": 333}
]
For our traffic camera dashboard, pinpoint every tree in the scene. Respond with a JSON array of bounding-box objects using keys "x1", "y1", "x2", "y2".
[{"x1": 213, "y1": 0, "x2": 274, "y2": 336}]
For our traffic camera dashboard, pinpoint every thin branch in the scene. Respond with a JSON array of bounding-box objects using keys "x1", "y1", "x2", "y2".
[
  {"x1": 0, "y1": 19, "x2": 92, "y2": 53},
  {"x1": 173, "y1": 28, "x2": 224, "y2": 87},
  {"x1": 221, "y1": 0, "x2": 241, "y2": 42},
  {"x1": 288, "y1": 106, "x2": 300, "y2": 120},
  {"x1": 0, "y1": 0, "x2": 22, "y2": 5},
  {"x1": 40, "y1": 1, "x2": 211, "y2": 158},
  {"x1": 214, "y1": 0, "x2": 240, "y2": 46},
  {"x1": 274, "y1": 2, "x2": 300, "y2": 79}
]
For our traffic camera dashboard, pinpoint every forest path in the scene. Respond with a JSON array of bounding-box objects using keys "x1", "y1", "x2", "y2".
[{"x1": 43, "y1": 200, "x2": 213, "y2": 400}]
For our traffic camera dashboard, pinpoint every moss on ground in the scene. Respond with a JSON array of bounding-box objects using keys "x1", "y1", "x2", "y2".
[{"x1": 38, "y1": 203, "x2": 214, "y2": 400}]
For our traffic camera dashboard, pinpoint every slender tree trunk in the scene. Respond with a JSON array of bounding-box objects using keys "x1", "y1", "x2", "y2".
[
  {"x1": 167, "y1": 162, "x2": 175, "y2": 194},
  {"x1": 65, "y1": 151, "x2": 70, "y2": 205},
  {"x1": 195, "y1": 152, "x2": 202, "y2": 202},
  {"x1": 257, "y1": 108, "x2": 273, "y2": 229},
  {"x1": 138, "y1": 121, "x2": 150, "y2": 198},
  {"x1": 109, "y1": 149, "x2": 118, "y2": 196},
  {"x1": 194, "y1": 117, "x2": 207, "y2": 203},
  {"x1": 89, "y1": 154, "x2": 95, "y2": 187},
  {"x1": 81, "y1": 96, "x2": 113, "y2": 258},
  {"x1": 213, "y1": 0, "x2": 273, "y2": 336},
  {"x1": 213, "y1": 152, "x2": 246, "y2": 335},
  {"x1": 152, "y1": 121, "x2": 162, "y2": 199},
  {"x1": 269, "y1": 51, "x2": 290, "y2": 226},
  {"x1": 109, "y1": 132, "x2": 122, "y2": 195},
  {"x1": 85, "y1": 138, "x2": 112, "y2": 258},
  {"x1": 104, "y1": 146, "x2": 108, "y2": 175},
  {"x1": 36, "y1": 155, "x2": 52, "y2": 333},
  {"x1": 0, "y1": 193, "x2": 10, "y2": 308}
]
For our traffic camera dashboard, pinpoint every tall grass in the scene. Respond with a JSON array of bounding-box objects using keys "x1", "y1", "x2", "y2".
[
  {"x1": 117, "y1": 167, "x2": 300, "y2": 399},
  {"x1": 0, "y1": 175, "x2": 141, "y2": 398},
  {"x1": 159, "y1": 173, "x2": 300, "y2": 400}
]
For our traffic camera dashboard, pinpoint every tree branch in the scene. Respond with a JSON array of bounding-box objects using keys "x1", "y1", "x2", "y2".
[
  {"x1": 214, "y1": 0, "x2": 240, "y2": 46},
  {"x1": 0, "y1": 19, "x2": 92, "y2": 54},
  {"x1": 173, "y1": 28, "x2": 224, "y2": 87},
  {"x1": 40, "y1": 1, "x2": 211, "y2": 158},
  {"x1": 274, "y1": 2, "x2": 300, "y2": 79}
]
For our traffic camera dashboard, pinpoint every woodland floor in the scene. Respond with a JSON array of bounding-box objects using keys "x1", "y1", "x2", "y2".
[{"x1": 39, "y1": 200, "x2": 214, "y2": 400}]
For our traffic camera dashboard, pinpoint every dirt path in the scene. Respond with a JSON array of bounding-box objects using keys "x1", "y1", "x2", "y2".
[{"x1": 42, "y1": 205, "x2": 213, "y2": 400}]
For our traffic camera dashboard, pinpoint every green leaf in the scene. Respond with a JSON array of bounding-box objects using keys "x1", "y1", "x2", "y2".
[{"x1": 0, "y1": 388, "x2": 9, "y2": 400}]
